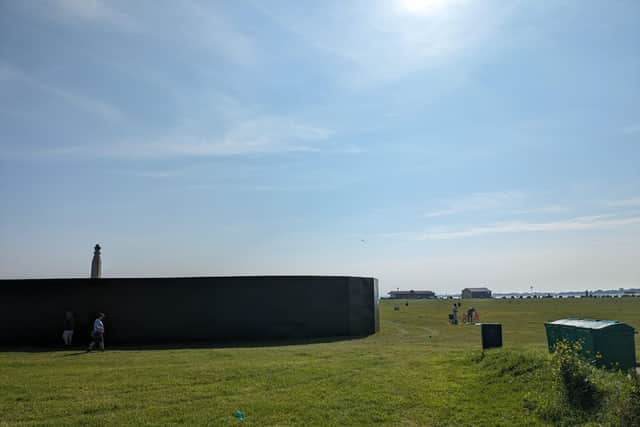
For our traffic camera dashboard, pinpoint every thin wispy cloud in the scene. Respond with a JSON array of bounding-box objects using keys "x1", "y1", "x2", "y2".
[
  {"x1": 47, "y1": 0, "x2": 137, "y2": 31},
  {"x1": 424, "y1": 191, "x2": 525, "y2": 218},
  {"x1": 170, "y1": 1, "x2": 258, "y2": 66},
  {"x1": 42, "y1": 116, "x2": 332, "y2": 158},
  {"x1": 47, "y1": 85, "x2": 123, "y2": 122},
  {"x1": 106, "y1": 169, "x2": 179, "y2": 179},
  {"x1": 416, "y1": 214, "x2": 640, "y2": 240},
  {"x1": 40, "y1": 1, "x2": 256, "y2": 65},
  {"x1": 621, "y1": 123, "x2": 640, "y2": 135},
  {"x1": 507, "y1": 206, "x2": 569, "y2": 215},
  {"x1": 0, "y1": 64, "x2": 122, "y2": 121},
  {"x1": 188, "y1": 183, "x2": 339, "y2": 193},
  {"x1": 604, "y1": 197, "x2": 640, "y2": 208}
]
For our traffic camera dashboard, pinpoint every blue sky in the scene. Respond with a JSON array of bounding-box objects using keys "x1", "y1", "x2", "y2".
[{"x1": 1, "y1": 0, "x2": 639, "y2": 294}]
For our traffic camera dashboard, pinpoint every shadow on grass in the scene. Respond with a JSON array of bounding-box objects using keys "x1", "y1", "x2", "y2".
[
  {"x1": 0, "y1": 335, "x2": 363, "y2": 353},
  {"x1": 62, "y1": 351, "x2": 91, "y2": 357}
]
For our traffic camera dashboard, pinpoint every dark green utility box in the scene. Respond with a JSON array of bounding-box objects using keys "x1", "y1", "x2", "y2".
[{"x1": 544, "y1": 318, "x2": 637, "y2": 370}]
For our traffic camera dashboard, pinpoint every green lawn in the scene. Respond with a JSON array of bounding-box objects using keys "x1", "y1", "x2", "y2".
[{"x1": 1, "y1": 298, "x2": 639, "y2": 426}]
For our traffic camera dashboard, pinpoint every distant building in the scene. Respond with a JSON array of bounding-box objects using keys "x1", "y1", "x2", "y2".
[
  {"x1": 388, "y1": 290, "x2": 436, "y2": 299},
  {"x1": 461, "y1": 287, "x2": 492, "y2": 299}
]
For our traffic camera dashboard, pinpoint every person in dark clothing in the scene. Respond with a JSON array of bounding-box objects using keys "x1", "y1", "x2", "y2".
[
  {"x1": 62, "y1": 311, "x2": 75, "y2": 346},
  {"x1": 87, "y1": 313, "x2": 106, "y2": 352},
  {"x1": 467, "y1": 307, "x2": 475, "y2": 324}
]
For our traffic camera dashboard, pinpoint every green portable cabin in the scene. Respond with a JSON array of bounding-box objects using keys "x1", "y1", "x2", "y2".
[{"x1": 544, "y1": 318, "x2": 637, "y2": 370}]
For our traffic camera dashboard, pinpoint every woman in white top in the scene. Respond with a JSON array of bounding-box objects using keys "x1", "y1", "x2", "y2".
[{"x1": 62, "y1": 311, "x2": 75, "y2": 346}]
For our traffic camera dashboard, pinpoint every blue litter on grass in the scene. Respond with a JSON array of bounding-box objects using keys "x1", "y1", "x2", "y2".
[{"x1": 235, "y1": 409, "x2": 245, "y2": 421}]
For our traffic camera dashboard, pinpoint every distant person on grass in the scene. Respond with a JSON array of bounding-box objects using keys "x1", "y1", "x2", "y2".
[
  {"x1": 87, "y1": 313, "x2": 106, "y2": 352},
  {"x1": 467, "y1": 307, "x2": 475, "y2": 324},
  {"x1": 452, "y1": 304, "x2": 458, "y2": 325},
  {"x1": 62, "y1": 310, "x2": 75, "y2": 347}
]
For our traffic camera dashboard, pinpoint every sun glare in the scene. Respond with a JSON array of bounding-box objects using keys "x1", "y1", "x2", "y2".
[{"x1": 397, "y1": 0, "x2": 451, "y2": 16}]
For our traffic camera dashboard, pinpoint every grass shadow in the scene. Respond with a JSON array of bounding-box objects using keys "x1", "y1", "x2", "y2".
[
  {"x1": 0, "y1": 335, "x2": 363, "y2": 353},
  {"x1": 62, "y1": 351, "x2": 91, "y2": 357}
]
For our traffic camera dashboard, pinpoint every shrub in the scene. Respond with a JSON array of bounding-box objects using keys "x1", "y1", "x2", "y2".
[
  {"x1": 618, "y1": 372, "x2": 640, "y2": 426},
  {"x1": 475, "y1": 349, "x2": 545, "y2": 377},
  {"x1": 470, "y1": 345, "x2": 638, "y2": 426},
  {"x1": 550, "y1": 340, "x2": 601, "y2": 411}
]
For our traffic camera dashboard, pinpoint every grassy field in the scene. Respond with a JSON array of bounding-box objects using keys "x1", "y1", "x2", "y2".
[{"x1": 1, "y1": 298, "x2": 639, "y2": 426}]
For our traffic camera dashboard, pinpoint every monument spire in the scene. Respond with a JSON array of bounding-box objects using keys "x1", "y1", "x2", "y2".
[{"x1": 91, "y1": 244, "x2": 102, "y2": 279}]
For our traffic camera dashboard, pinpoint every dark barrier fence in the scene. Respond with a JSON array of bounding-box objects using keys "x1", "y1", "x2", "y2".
[{"x1": 0, "y1": 276, "x2": 379, "y2": 346}]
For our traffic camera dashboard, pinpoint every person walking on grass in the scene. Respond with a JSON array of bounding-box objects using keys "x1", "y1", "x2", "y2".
[
  {"x1": 87, "y1": 312, "x2": 106, "y2": 352},
  {"x1": 467, "y1": 307, "x2": 475, "y2": 324},
  {"x1": 452, "y1": 303, "x2": 458, "y2": 325},
  {"x1": 62, "y1": 310, "x2": 75, "y2": 347}
]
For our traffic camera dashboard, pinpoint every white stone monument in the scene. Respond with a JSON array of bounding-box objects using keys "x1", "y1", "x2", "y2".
[{"x1": 91, "y1": 244, "x2": 102, "y2": 279}]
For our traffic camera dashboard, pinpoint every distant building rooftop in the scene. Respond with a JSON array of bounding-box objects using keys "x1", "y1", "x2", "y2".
[
  {"x1": 462, "y1": 287, "x2": 491, "y2": 292},
  {"x1": 389, "y1": 290, "x2": 434, "y2": 294},
  {"x1": 388, "y1": 290, "x2": 435, "y2": 299}
]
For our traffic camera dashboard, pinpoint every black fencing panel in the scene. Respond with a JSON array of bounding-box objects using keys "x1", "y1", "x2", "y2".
[
  {"x1": 346, "y1": 277, "x2": 379, "y2": 336},
  {"x1": 0, "y1": 276, "x2": 380, "y2": 346},
  {"x1": 481, "y1": 323, "x2": 503, "y2": 349}
]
